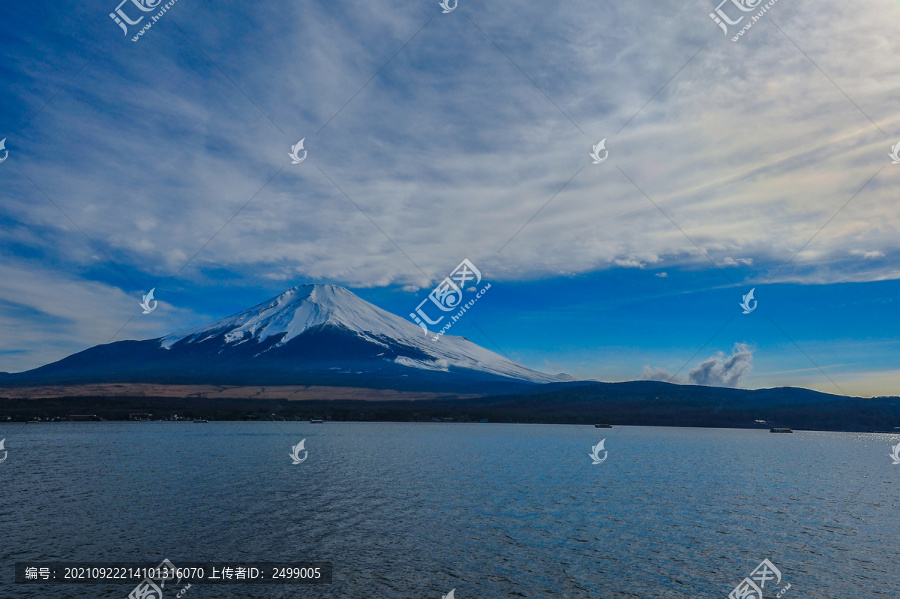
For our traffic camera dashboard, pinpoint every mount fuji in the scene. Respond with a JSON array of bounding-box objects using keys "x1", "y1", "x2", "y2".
[{"x1": 0, "y1": 284, "x2": 570, "y2": 392}]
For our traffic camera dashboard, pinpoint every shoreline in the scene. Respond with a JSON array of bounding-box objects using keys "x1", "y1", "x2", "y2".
[{"x1": 2, "y1": 392, "x2": 898, "y2": 433}]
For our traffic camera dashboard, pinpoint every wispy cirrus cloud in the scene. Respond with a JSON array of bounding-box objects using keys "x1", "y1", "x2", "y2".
[
  {"x1": 0, "y1": 261, "x2": 205, "y2": 373},
  {"x1": 0, "y1": 0, "x2": 899, "y2": 384},
  {"x1": 2, "y1": 0, "x2": 898, "y2": 292}
]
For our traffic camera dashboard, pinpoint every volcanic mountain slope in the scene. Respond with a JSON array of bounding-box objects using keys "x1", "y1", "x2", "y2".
[{"x1": 0, "y1": 284, "x2": 570, "y2": 392}]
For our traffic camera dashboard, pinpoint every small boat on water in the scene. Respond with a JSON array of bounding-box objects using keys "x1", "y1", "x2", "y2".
[
  {"x1": 770, "y1": 427, "x2": 793, "y2": 433},
  {"x1": 193, "y1": 419, "x2": 208, "y2": 423},
  {"x1": 27, "y1": 419, "x2": 40, "y2": 424},
  {"x1": 594, "y1": 424, "x2": 612, "y2": 428},
  {"x1": 310, "y1": 418, "x2": 324, "y2": 424}
]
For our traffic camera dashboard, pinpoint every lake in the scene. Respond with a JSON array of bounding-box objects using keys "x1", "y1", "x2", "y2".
[{"x1": 1, "y1": 422, "x2": 898, "y2": 598}]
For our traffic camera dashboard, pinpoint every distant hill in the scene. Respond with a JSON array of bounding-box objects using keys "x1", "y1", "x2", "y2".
[{"x1": 446, "y1": 380, "x2": 900, "y2": 431}]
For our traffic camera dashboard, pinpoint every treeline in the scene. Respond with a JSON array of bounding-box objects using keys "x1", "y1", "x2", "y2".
[{"x1": 1, "y1": 381, "x2": 899, "y2": 432}]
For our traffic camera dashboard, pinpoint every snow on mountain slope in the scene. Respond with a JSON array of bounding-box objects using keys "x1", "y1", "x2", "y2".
[{"x1": 161, "y1": 284, "x2": 566, "y2": 384}]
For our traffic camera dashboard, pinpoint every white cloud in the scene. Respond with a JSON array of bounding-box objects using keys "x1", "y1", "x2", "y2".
[
  {"x1": 723, "y1": 257, "x2": 753, "y2": 267},
  {"x1": 642, "y1": 365, "x2": 676, "y2": 382},
  {"x1": 0, "y1": 262, "x2": 206, "y2": 373},
  {"x1": 2, "y1": 0, "x2": 900, "y2": 376},
  {"x1": 613, "y1": 258, "x2": 646, "y2": 269},
  {"x1": 3, "y1": 0, "x2": 898, "y2": 291},
  {"x1": 687, "y1": 343, "x2": 754, "y2": 388},
  {"x1": 644, "y1": 343, "x2": 754, "y2": 388}
]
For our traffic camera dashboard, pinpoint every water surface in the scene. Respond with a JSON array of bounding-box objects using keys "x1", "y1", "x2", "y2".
[{"x1": 1, "y1": 422, "x2": 897, "y2": 598}]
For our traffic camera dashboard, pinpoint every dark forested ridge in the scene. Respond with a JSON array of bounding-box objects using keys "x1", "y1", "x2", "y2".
[{"x1": 2, "y1": 380, "x2": 897, "y2": 432}]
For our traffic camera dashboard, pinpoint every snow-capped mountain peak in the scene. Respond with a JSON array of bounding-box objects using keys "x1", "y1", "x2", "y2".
[
  {"x1": 160, "y1": 284, "x2": 565, "y2": 384},
  {"x1": 164, "y1": 284, "x2": 422, "y2": 348}
]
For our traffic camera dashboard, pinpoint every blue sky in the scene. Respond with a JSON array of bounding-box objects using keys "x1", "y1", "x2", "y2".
[{"x1": 0, "y1": 0, "x2": 898, "y2": 395}]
